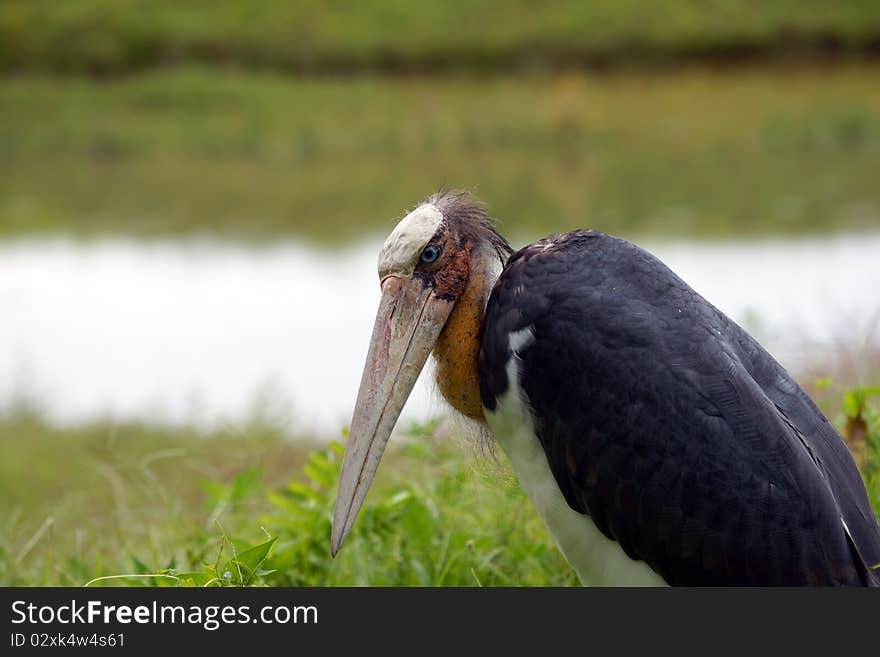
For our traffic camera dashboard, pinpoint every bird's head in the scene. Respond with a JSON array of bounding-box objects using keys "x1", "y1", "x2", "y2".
[{"x1": 331, "y1": 190, "x2": 510, "y2": 555}]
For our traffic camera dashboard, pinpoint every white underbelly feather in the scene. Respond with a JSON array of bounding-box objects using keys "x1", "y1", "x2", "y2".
[{"x1": 484, "y1": 355, "x2": 665, "y2": 587}]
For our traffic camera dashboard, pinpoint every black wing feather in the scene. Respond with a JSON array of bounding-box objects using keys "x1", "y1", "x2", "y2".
[{"x1": 479, "y1": 230, "x2": 880, "y2": 586}]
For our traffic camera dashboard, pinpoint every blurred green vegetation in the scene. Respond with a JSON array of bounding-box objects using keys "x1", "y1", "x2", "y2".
[
  {"x1": 2, "y1": 1, "x2": 880, "y2": 75},
  {"x1": 1, "y1": 384, "x2": 877, "y2": 587},
  {"x1": 2, "y1": 65, "x2": 879, "y2": 242},
  {"x1": 0, "y1": 413, "x2": 574, "y2": 586}
]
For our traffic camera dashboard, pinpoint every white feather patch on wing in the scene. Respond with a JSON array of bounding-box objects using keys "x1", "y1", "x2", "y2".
[{"x1": 508, "y1": 326, "x2": 535, "y2": 357}]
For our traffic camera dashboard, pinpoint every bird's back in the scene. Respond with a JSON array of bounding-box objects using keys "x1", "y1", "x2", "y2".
[{"x1": 479, "y1": 230, "x2": 880, "y2": 585}]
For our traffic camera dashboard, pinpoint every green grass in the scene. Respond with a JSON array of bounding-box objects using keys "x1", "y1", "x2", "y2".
[
  {"x1": 1, "y1": 383, "x2": 878, "y2": 587},
  {"x1": 2, "y1": 65, "x2": 880, "y2": 243},
  {"x1": 2, "y1": 1, "x2": 880, "y2": 74},
  {"x1": 0, "y1": 412, "x2": 312, "y2": 587},
  {"x1": 0, "y1": 412, "x2": 575, "y2": 587}
]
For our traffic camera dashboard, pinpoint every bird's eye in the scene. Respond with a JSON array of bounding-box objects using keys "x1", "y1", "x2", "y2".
[{"x1": 420, "y1": 244, "x2": 441, "y2": 263}]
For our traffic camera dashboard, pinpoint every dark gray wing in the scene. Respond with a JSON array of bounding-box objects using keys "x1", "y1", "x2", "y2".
[{"x1": 479, "y1": 230, "x2": 880, "y2": 586}]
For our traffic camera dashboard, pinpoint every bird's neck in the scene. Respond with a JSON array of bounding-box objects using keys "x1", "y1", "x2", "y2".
[{"x1": 432, "y1": 246, "x2": 502, "y2": 420}]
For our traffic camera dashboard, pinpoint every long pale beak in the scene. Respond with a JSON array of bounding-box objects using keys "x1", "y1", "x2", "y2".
[{"x1": 331, "y1": 275, "x2": 454, "y2": 556}]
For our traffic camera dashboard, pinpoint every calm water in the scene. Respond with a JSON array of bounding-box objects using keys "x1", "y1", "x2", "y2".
[{"x1": 2, "y1": 233, "x2": 879, "y2": 434}]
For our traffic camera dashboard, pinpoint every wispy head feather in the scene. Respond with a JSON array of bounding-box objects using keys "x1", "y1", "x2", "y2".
[{"x1": 425, "y1": 188, "x2": 513, "y2": 264}]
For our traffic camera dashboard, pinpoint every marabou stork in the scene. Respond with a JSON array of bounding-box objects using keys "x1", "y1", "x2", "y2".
[{"x1": 331, "y1": 189, "x2": 880, "y2": 586}]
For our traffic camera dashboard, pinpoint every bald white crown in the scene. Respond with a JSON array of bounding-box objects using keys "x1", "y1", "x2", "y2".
[{"x1": 378, "y1": 204, "x2": 443, "y2": 279}]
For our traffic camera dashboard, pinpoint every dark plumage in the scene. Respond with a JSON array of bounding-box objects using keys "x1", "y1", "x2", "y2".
[
  {"x1": 333, "y1": 188, "x2": 880, "y2": 586},
  {"x1": 479, "y1": 229, "x2": 880, "y2": 586}
]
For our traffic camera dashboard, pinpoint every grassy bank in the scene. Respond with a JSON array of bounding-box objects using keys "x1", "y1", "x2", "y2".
[
  {"x1": 2, "y1": 1, "x2": 880, "y2": 75},
  {"x1": 0, "y1": 413, "x2": 575, "y2": 586},
  {"x1": 1, "y1": 381, "x2": 877, "y2": 587},
  {"x1": 2, "y1": 65, "x2": 880, "y2": 242}
]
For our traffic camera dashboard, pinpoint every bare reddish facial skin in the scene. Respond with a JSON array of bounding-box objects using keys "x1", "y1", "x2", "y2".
[
  {"x1": 431, "y1": 239, "x2": 489, "y2": 420},
  {"x1": 432, "y1": 238, "x2": 471, "y2": 300}
]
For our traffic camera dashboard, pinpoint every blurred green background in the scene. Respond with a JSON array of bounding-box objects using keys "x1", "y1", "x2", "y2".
[
  {"x1": 2, "y1": 0, "x2": 880, "y2": 241},
  {"x1": 1, "y1": 1, "x2": 878, "y2": 586}
]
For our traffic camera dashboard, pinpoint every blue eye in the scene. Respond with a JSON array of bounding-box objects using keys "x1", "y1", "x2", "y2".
[{"x1": 420, "y1": 244, "x2": 441, "y2": 263}]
